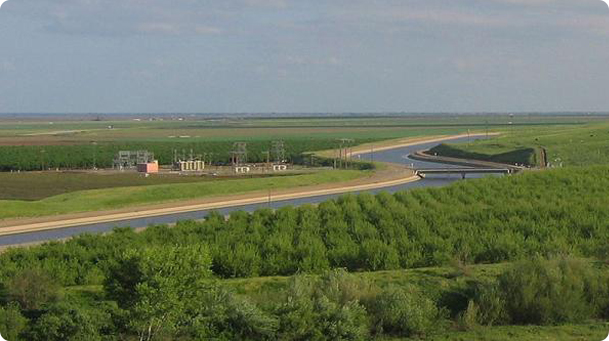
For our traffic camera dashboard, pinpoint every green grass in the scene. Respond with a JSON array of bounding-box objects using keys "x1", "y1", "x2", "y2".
[
  {"x1": 386, "y1": 323, "x2": 609, "y2": 341},
  {"x1": 429, "y1": 143, "x2": 539, "y2": 166},
  {"x1": 0, "y1": 114, "x2": 599, "y2": 144},
  {"x1": 431, "y1": 121, "x2": 609, "y2": 167},
  {"x1": 0, "y1": 172, "x2": 295, "y2": 201},
  {"x1": 0, "y1": 169, "x2": 366, "y2": 220}
]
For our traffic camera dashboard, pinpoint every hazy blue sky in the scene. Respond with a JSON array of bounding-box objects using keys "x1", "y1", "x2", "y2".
[{"x1": 0, "y1": 0, "x2": 608, "y2": 113}]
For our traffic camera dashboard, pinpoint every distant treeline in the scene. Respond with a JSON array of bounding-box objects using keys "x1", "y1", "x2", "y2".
[{"x1": 0, "y1": 139, "x2": 375, "y2": 171}]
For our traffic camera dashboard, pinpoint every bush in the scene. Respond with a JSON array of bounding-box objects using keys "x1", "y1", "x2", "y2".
[
  {"x1": 0, "y1": 303, "x2": 27, "y2": 341},
  {"x1": 5, "y1": 268, "x2": 61, "y2": 311},
  {"x1": 456, "y1": 300, "x2": 480, "y2": 331},
  {"x1": 189, "y1": 287, "x2": 278, "y2": 341},
  {"x1": 476, "y1": 257, "x2": 609, "y2": 325},
  {"x1": 276, "y1": 269, "x2": 371, "y2": 341},
  {"x1": 366, "y1": 285, "x2": 442, "y2": 337},
  {"x1": 24, "y1": 302, "x2": 112, "y2": 341}
]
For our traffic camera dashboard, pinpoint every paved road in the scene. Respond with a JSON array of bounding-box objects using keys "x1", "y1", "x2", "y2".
[{"x1": 0, "y1": 135, "x2": 491, "y2": 246}]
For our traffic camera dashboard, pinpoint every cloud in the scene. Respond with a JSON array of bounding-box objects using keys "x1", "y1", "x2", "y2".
[
  {"x1": 6, "y1": 0, "x2": 608, "y2": 38},
  {"x1": 326, "y1": 0, "x2": 609, "y2": 37},
  {"x1": 243, "y1": 0, "x2": 287, "y2": 8},
  {"x1": 8, "y1": 0, "x2": 256, "y2": 36}
]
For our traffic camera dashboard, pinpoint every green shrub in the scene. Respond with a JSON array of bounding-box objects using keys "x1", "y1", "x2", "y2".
[
  {"x1": 189, "y1": 287, "x2": 278, "y2": 341},
  {"x1": 24, "y1": 302, "x2": 111, "y2": 341},
  {"x1": 456, "y1": 300, "x2": 480, "y2": 331},
  {"x1": 477, "y1": 257, "x2": 609, "y2": 325},
  {"x1": 276, "y1": 269, "x2": 371, "y2": 341},
  {"x1": 366, "y1": 285, "x2": 442, "y2": 337},
  {"x1": 0, "y1": 303, "x2": 27, "y2": 341},
  {"x1": 5, "y1": 268, "x2": 61, "y2": 311}
]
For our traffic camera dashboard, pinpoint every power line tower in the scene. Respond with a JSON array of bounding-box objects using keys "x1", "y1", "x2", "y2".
[
  {"x1": 231, "y1": 142, "x2": 248, "y2": 166},
  {"x1": 336, "y1": 138, "x2": 355, "y2": 169},
  {"x1": 271, "y1": 140, "x2": 286, "y2": 164}
]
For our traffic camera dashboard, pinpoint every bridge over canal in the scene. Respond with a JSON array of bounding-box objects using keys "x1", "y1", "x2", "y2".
[{"x1": 415, "y1": 167, "x2": 517, "y2": 179}]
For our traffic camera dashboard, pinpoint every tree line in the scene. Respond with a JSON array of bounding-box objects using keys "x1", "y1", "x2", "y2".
[{"x1": 0, "y1": 138, "x2": 370, "y2": 171}]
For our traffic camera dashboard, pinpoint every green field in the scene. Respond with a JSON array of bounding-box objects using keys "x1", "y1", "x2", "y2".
[
  {"x1": 0, "y1": 114, "x2": 599, "y2": 144},
  {"x1": 0, "y1": 172, "x2": 302, "y2": 201},
  {"x1": 393, "y1": 324, "x2": 609, "y2": 341},
  {"x1": 431, "y1": 121, "x2": 609, "y2": 167},
  {"x1": 0, "y1": 169, "x2": 365, "y2": 220}
]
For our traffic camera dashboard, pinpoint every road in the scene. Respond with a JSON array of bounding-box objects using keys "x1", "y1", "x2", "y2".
[{"x1": 0, "y1": 134, "x2": 492, "y2": 247}]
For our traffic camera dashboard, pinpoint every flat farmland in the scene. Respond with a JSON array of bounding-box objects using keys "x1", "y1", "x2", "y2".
[
  {"x1": 0, "y1": 172, "x2": 292, "y2": 201},
  {"x1": 0, "y1": 169, "x2": 366, "y2": 220},
  {"x1": 0, "y1": 114, "x2": 600, "y2": 145},
  {"x1": 431, "y1": 120, "x2": 609, "y2": 167}
]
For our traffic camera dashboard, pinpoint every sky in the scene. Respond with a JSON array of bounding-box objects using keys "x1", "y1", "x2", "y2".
[{"x1": 0, "y1": 0, "x2": 608, "y2": 114}]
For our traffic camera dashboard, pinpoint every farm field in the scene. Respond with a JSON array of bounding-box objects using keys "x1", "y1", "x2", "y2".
[
  {"x1": 0, "y1": 169, "x2": 365, "y2": 220},
  {"x1": 0, "y1": 114, "x2": 602, "y2": 172},
  {"x1": 431, "y1": 120, "x2": 609, "y2": 167},
  {"x1": 0, "y1": 113, "x2": 600, "y2": 145},
  {"x1": 0, "y1": 172, "x2": 304, "y2": 201}
]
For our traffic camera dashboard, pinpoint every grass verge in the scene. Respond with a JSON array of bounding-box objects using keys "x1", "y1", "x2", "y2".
[
  {"x1": 0, "y1": 169, "x2": 366, "y2": 220},
  {"x1": 429, "y1": 121, "x2": 609, "y2": 167}
]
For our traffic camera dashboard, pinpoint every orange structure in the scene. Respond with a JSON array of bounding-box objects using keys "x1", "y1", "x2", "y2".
[{"x1": 137, "y1": 160, "x2": 159, "y2": 173}]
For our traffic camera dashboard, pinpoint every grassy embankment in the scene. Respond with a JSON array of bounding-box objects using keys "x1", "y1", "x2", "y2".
[
  {"x1": 429, "y1": 121, "x2": 609, "y2": 167},
  {"x1": 0, "y1": 170, "x2": 364, "y2": 220}
]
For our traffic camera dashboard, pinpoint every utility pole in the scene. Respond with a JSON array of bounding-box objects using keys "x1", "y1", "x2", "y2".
[
  {"x1": 268, "y1": 186, "x2": 272, "y2": 207},
  {"x1": 337, "y1": 138, "x2": 355, "y2": 169},
  {"x1": 485, "y1": 120, "x2": 489, "y2": 139},
  {"x1": 92, "y1": 141, "x2": 97, "y2": 169},
  {"x1": 40, "y1": 148, "x2": 46, "y2": 171},
  {"x1": 231, "y1": 142, "x2": 248, "y2": 166}
]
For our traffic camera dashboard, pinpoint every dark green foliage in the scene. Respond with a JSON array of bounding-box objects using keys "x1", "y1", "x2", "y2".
[
  {"x1": 24, "y1": 301, "x2": 113, "y2": 341},
  {"x1": 3, "y1": 166, "x2": 609, "y2": 287},
  {"x1": 0, "y1": 139, "x2": 374, "y2": 171},
  {"x1": 5, "y1": 268, "x2": 61, "y2": 310},
  {"x1": 104, "y1": 245, "x2": 213, "y2": 341},
  {"x1": 474, "y1": 257, "x2": 609, "y2": 325},
  {"x1": 276, "y1": 270, "x2": 371, "y2": 341},
  {"x1": 189, "y1": 287, "x2": 278, "y2": 341},
  {"x1": 366, "y1": 285, "x2": 442, "y2": 337},
  {"x1": 429, "y1": 143, "x2": 538, "y2": 166},
  {"x1": 0, "y1": 303, "x2": 27, "y2": 341},
  {"x1": 2, "y1": 167, "x2": 609, "y2": 338}
]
